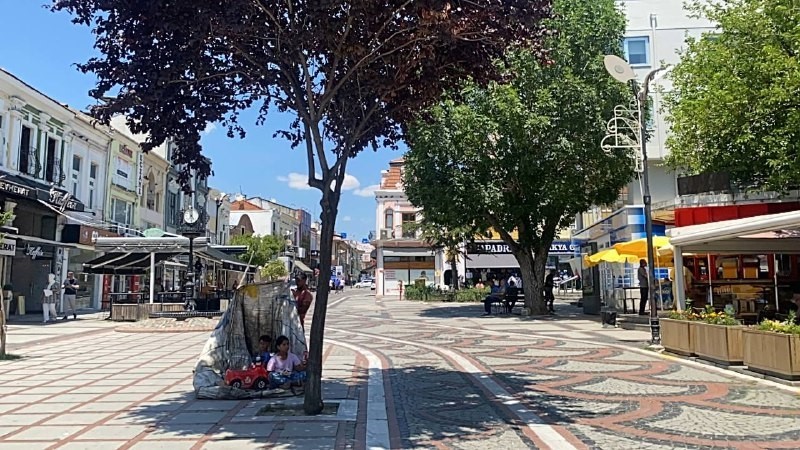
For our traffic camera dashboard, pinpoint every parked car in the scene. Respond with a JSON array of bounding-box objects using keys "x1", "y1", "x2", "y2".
[
  {"x1": 224, "y1": 362, "x2": 269, "y2": 390},
  {"x1": 355, "y1": 279, "x2": 374, "y2": 288}
]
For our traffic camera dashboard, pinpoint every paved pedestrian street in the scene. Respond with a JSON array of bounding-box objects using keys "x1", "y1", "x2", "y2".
[{"x1": 1, "y1": 293, "x2": 799, "y2": 449}]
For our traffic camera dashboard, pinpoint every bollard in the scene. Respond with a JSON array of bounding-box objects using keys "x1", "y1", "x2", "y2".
[{"x1": 17, "y1": 295, "x2": 25, "y2": 315}]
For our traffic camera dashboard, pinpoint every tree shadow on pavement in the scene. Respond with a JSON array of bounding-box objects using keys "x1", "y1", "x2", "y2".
[
  {"x1": 118, "y1": 365, "x2": 608, "y2": 448},
  {"x1": 415, "y1": 301, "x2": 590, "y2": 321}
]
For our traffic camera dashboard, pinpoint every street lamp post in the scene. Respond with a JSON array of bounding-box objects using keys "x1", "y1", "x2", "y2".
[{"x1": 603, "y1": 55, "x2": 671, "y2": 349}]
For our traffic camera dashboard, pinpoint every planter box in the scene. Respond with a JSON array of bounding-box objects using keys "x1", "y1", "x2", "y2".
[
  {"x1": 692, "y1": 322, "x2": 744, "y2": 366},
  {"x1": 743, "y1": 329, "x2": 800, "y2": 381},
  {"x1": 111, "y1": 303, "x2": 185, "y2": 321},
  {"x1": 661, "y1": 318, "x2": 695, "y2": 356}
]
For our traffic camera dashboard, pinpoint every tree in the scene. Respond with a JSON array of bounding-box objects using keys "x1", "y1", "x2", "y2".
[
  {"x1": 665, "y1": 0, "x2": 800, "y2": 191},
  {"x1": 404, "y1": 0, "x2": 634, "y2": 314},
  {"x1": 230, "y1": 234, "x2": 284, "y2": 267},
  {"x1": 261, "y1": 259, "x2": 289, "y2": 281},
  {"x1": 52, "y1": 0, "x2": 552, "y2": 414}
]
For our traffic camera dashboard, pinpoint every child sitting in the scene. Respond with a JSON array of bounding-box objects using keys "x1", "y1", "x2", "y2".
[
  {"x1": 253, "y1": 335, "x2": 272, "y2": 366},
  {"x1": 266, "y1": 335, "x2": 307, "y2": 389}
]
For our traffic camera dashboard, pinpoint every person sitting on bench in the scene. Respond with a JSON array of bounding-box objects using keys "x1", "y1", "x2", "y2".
[
  {"x1": 504, "y1": 280, "x2": 520, "y2": 313},
  {"x1": 482, "y1": 279, "x2": 506, "y2": 316}
]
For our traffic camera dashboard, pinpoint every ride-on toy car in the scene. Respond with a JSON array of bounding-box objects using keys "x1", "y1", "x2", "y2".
[{"x1": 224, "y1": 361, "x2": 269, "y2": 390}]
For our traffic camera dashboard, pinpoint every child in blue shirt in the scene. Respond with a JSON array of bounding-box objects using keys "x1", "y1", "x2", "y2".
[{"x1": 253, "y1": 335, "x2": 272, "y2": 366}]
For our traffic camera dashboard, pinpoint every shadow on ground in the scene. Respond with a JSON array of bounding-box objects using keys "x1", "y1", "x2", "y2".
[
  {"x1": 120, "y1": 365, "x2": 607, "y2": 448},
  {"x1": 415, "y1": 300, "x2": 588, "y2": 321}
]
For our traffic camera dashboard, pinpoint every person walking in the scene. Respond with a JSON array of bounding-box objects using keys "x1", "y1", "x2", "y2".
[
  {"x1": 544, "y1": 269, "x2": 556, "y2": 314},
  {"x1": 62, "y1": 271, "x2": 79, "y2": 320},
  {"x1": 638, "y1": 259, "x2": 649, "y2": 316}
]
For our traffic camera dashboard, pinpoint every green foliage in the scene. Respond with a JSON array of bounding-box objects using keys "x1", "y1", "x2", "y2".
[
  {"x1": 230, "y1": 234, "x2": 284, "y2": 268},
  {"x1": 668, "y1": 306, "x2": 740, "y2": 325},
  {"x1": 665, "y1": 0, "x2": 800, "y2": 191},
  {"x1": 260, "y1": 259, "x2": 288, "y2": 282},
  {"x1": 404, "y1": 0, "x2": 634, "y2": 311},
  {"x1": 758, "y1": 311, "x2": 800, "y2": 336},
  {"x1": 404, "y1": 285, "x2": 489, "y2": 302}
]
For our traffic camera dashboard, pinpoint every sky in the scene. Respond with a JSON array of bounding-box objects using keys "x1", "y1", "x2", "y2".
[{"x1": 0, "y1": 2, "x2": 400, "y2": 242}]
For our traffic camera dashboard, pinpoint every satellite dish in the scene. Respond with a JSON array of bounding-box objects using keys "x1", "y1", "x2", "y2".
[{"x1": 604, "y1": 55, "x2": 637, "y2": 83}]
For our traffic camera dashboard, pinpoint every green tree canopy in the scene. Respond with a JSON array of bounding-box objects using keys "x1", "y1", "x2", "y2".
[
  {"x1": 230, "y1": 234, "x2": 284, "y2": 268},
  {"x1": 260, "y1": 259, "x2": 289, "y2": 282},
  {"x1": 404, "y1": 0, "x2": 634, "y2": 313},
  {"x1": 665, "y1": 0, "x2": 800, "y2": 191}
]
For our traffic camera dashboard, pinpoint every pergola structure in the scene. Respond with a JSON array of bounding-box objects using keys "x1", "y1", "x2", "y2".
[
  {"x1": 84, "y1": 237, "x2": 254, "y2": 303},
  {"x1": 668, "y1": 209, "x2": 800, "y2": 310}
]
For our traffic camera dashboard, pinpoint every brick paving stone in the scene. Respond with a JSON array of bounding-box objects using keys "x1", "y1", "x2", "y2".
[
  {"x1": 280, "y1": 422, "x2": 338, "y2": 438},
  {"x1": 269, "y1": 438, "x2": 337, "y2": 450},
  {"x1": 141, "y1": 423, "x2": 215, "y2": 440},
  {"x1": 130, "y1": 441, "x2": 197, "y2": 450},
  {"x1": 78, "y1": 424, "x2": 150, "y2": 440},
  {"x1": 58, "y1": 441, "x2": 126, "y2": 450},
  {"x1": 199, "y1": 439, "x2": 267, "y2": 450},
  {"x1": 0, "y1": 413, "x2": 52, "y2": 426},
  {"x1": 215, "y1": 423, "x2": 275, "y2": 438},
  {"x1": 41, "y1": 412, "x2": 111, "y2": 425}
]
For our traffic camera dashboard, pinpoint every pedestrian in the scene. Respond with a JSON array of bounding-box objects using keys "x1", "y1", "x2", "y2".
[
  {"x1": 42, "y1": 273, "x2": 58, "y2": 323},
  {"x1": 61, "y1": 271, "x2": 79, "y2": 320},
  {"x1": 504, "y1": 279, "x2": 519, "y2": 314},
  {"x1": 544, "y1": 269, "x2": 555, "y2": 314},
  {"x1": 253, "y1": 335, "x2": 272, "y2": 366},
  {"x1": 638, "y1": 259, "x2": 649, "y2": 315},
  {"x1": 482, "y1": 279, "x2": 506, "y2": 316},
  {"x1": 293, "y1": 273, "x2": 314, "y2": 328}
]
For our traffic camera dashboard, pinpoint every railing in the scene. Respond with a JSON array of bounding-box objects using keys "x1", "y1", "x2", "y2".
[
  {"x1": 47, "y1": 157, "x2": 66, "y2": 186},
  {"x1": 18, "y1": 146, "x2": 41, "y2": 177}
]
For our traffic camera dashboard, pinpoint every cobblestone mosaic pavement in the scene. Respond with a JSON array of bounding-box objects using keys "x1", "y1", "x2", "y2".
[{"x1": 328, "y1": 293, "x2": 800, "y2": 450}]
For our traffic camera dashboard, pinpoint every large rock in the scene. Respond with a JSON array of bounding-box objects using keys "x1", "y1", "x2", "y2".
[{"x1": 193, "y1": 281, "x2": 307, "y2": 399}]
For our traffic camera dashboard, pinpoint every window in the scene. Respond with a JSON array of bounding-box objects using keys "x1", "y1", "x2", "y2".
[
  {"x1": 71, "y1": 155, "x2": 81, "y2": 197},
  {"x1": 623, "y1": 36, "x2": 650, "y2": 66},
  {"x1": 113, "y1": 157, "x2": 133, "y2": 190},
  {"x1": 384, "y1": 208, "x2": 394, "y2": 229},
  {"x1": 45, "y1": 136, "x2": 59, "y2": 183},
  {"x1": 88, "y1": 162, "x2": 98, "y2": 210},
  {"x1": 167, "y1": 192, "x2": 178, "y2": 225},
  {"x1": 111, "y1": 198, "x2": 133, "y2": 225},
  {"x1": 401, "y1": 213, "x2": 416, "y2": 238},
  {"x1": 19, "y1": 125, "x2": 32, "y2": 174}
]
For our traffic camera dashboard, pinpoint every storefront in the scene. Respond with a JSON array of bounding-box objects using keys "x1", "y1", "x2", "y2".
[
  {"x1": 376, "y1": 247, "x2": 437, "y2": 296},
  {"x1": 61, "y1": 224, "x2": 120, "y2": 309},
  {"x1": 1, "y1": 170, "x2": 86, "y2": 314},
  {"x1": 463, "y1": 240, "x2": 582, "y2": 287}
]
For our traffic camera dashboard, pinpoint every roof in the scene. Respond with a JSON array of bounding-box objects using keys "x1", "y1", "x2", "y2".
[
  {"x1": 231, "y1": 200, "x2": 263, "y2": 211},
  {"x1": 380, "y1": 159, "x2": 405, "y2": 189},
  {"x1": 667, "y1": 209, "x2": 800, "y2": 254}
]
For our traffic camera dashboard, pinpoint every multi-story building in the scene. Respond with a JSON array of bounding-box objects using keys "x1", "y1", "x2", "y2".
[
  {"x1": 139, "y1": 150, "x2": 169, "y2": 231},
  {"x1": 0, "y1": 69, "x2": 95, "y2": 312},
  {"x1": 207, "y1": 188, "x2": 231, "y2": 245},
  {"x1": 103, "y1": 125, "x2": 142, "y2": 236},
  {"x1": 373, "y1": 158, "x2": 439, "y2": 296}
]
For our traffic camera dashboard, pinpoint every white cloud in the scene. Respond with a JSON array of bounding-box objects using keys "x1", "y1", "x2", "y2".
[
  {"x1": 342, "y1": 216, "x2": 352, "y2": 222},
  {"x1": 353, "y1": 184, "x2": 380, "y2": 197},
  {"x1": 203, "y1": 122, "x2": 217, "y2": 135},
  {"x1": 278, "y1": 172, "x2": 361, "y2": 191}
]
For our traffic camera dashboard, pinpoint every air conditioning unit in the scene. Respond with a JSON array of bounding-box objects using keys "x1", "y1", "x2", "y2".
[{"x1": 380, "y1": 229, "x2": 391, "y2": 240}]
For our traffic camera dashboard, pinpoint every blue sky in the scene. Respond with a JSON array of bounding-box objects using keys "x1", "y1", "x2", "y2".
[{"x1": 0, "y1": 2, "x2": 399, "y2": 241}]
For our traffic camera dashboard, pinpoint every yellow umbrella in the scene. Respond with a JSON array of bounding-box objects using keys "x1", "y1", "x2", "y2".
[
  {"x1": 613, "y1": 236, "x2": 671, "y2": 258},
  {"x1": 588, "y1": 248, "x2": 640, "y2": 265}
]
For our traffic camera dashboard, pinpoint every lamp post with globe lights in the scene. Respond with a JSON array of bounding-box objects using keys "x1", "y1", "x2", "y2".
[{"x1": 602, "y1": 55, "x2": 672, "y2": 349}]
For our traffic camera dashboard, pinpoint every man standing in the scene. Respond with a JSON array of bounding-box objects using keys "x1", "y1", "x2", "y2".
[
  {"x1": 292, "y1": 273, "x2": 314, "y2": 328},
  {"x1": 544, "y1": 269, "x2": 556, "y2": 314},
  {"x1": 638, "y1": 259, "x2": 649, "y2": 316},
  {"x1": 62, "y1": 271, "x2": 79, "y2": 320}
]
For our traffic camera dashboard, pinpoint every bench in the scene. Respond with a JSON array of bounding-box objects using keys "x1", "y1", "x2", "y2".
[{"x1": 490, "y1": 293, "x2": 525, "y2": 314}]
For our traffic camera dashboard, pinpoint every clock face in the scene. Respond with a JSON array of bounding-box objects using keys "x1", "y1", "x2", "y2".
[{"x1": 184, "y1": 208, "x2": 199, "y2": 224}]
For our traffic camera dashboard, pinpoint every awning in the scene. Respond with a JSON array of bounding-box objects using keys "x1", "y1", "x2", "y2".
[
  {"x1": 383, "y1": 249, "x2": 434, "y2": 257},
  {"x1": 0, "y1": 171, "x2": 85, "y2": 212},
  {"x1": 198, "y1": 246, "x2": 253, "y2": 272},
  {"x1": 83, "y1": 252, "x2": 181, "y2": 275},
  {"x1": 466, "y1": 253, "x2": 519, "y2": 269},
  {"x1": 292, "y1": 260, "x2": 313, "y2": 274},
  {"x1": 668, "y1": 210, "x2": 800, "y2": 254}
]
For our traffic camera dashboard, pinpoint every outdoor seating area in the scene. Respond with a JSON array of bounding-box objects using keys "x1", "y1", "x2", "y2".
[{"x1": 83, "y1": 237, "x2": 254, "y2": 322}]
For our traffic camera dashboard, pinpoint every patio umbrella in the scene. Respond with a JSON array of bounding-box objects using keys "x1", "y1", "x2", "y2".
[
  {"x1": 588, "y1": 248, "x2": 641, "y2": 265},
  {"x1": 613, "y1": 236, "x2": 671, "y2": 257}
]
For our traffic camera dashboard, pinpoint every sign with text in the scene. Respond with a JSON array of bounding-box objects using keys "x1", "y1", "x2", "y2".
[
  {"x1": 136, "y1": 153, "x2": 145, "y2": 197},
  {"x1": 0, "y1": 238, "x2": 16, "y2": 257},
  {"x1": 40, "y1": 188, "x2": 84, "y2": 212},
  {"x1": 0, "y1": 178, "x2": 35, "y2": 199},
  {"x1": 467, "y1": 240, "x2": 582, "y2": 256}
]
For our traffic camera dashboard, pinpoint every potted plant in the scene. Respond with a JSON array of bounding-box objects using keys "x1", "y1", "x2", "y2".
[
  {"x1": 692, "y1": 306, "x2": 744, "y2": 366},
  {"x1": 743, "y1": 311, "x2": 800, "y2": 380},
  {"x1": 661, "y1": 308, "x2": 699, "y2": 356}
]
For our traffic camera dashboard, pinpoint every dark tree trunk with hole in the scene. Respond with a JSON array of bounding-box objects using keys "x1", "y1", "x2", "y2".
[
  {"x1": 304, "y1": 189, "x2": 338, "y2": 415},
  {"x1": 515, "y1": 248, "x2": 546, "y2": 315}
]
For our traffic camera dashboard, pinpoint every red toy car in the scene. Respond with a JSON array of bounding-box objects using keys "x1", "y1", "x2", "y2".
[{"x1": 224, "y1": 363, "x2": 270, "y2": 390}]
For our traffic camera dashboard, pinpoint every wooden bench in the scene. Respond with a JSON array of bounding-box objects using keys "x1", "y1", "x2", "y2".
[{"x1": 490, "y1": 293, "x2": 525, "y2": 314}]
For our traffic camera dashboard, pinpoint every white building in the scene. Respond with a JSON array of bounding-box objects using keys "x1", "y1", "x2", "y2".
[{"x1": 373, "y1": 158, "x2": 441, "y2": 296}]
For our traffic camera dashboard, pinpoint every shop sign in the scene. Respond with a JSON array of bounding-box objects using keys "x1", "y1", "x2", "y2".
[
  {"x1": 42, "y1": 188, "x2": 84, "y2": 212},
  {"x1": 384, "y1": 270, "x2": 396, "y2": 280},
  {"x1": 0, "y1": 238, "x2": 16, "y2": 257},
  {"x1": 120, "y1": 145, "x2": 134, "y2": 158},
  {"x1": 25, "y1": 245, "x2": 44, "y2": 260},
  {"x1": 467, "y1": 241, "x2": 581, "y2": 255},
  {"x1": 136, "y1": 153, "x2": 145, "y2": 197},
  {"x1": 0, "y1": 178, "x2": 35, "y2": 199}
]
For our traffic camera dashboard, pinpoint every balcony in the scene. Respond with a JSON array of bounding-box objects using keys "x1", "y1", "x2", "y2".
[{"x1": 18, "y1": 146, "x2": 41, "y2": 178}]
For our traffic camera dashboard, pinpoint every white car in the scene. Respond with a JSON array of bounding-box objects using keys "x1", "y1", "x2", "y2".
[{"x1": 355, "y1": 279, "x2": 373, "y2": 288}]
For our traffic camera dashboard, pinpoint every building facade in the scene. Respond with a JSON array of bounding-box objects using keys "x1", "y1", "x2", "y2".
[{"x1": 207, "y1": 188, "x2": 232, "y2": 245}]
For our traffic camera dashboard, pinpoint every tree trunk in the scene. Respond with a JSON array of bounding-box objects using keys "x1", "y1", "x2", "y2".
[
  {"x1": 516, "y1": 249, "x2": 547, "y2": 315},
  {"x1": 450, "y1": 252, "x2": 459, "y2": 291},
  {"x1": 303, "y1": 190, "x2": 338, "y2": 415},
  {"x1": 0, "y1": 289, "x2": 6, "y2": 357}
]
